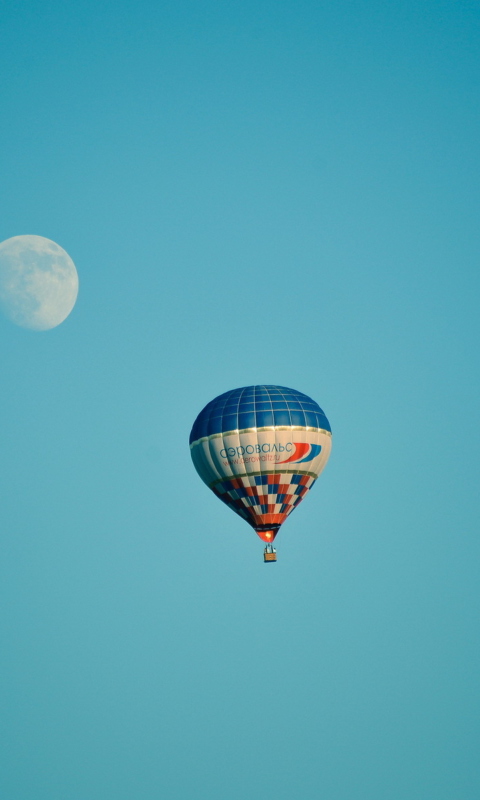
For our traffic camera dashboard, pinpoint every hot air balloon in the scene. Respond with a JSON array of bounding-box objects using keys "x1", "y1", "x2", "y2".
[{"x1": 189, "y1": 385, "x2": 332, "y2": 562}]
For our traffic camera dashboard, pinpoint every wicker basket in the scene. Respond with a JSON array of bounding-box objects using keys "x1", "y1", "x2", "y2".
[{"x1": 264, "y1": 551, "x2": 277, "y2": 563}]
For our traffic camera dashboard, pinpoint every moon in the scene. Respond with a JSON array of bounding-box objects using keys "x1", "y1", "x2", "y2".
[{"x1": 0, "y1": 235, "x2": 79, "y2": 331}]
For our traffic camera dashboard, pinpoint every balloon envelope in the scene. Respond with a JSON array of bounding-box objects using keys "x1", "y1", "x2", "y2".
[{"x1": 190, "y1": 385, "x2": 332, "y2": 542}]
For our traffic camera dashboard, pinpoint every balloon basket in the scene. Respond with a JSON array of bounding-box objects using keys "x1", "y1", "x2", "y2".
[{"x1": 264, "y1": 545, "x2": 277, "y2": 563}]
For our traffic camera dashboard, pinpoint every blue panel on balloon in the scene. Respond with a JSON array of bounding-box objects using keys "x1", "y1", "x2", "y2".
[
  {"x1": 290, "y1": 409, "x2": 306, "y2": 426},
  {"x1": 189, "y1": 385, "x2": 332, "y2": 442},
  {"x1": 256, "y1": 410, "x2": 274, "y2": 427},
  {"x1": 274, "y1": 409, "x2": 291, "y2": 426},
  {"x1": 238, "y1": 411, "x2": 255, "y2": 429},
  {"x1": 221, "y1": 414, "x2": 237, "y2": 431}
]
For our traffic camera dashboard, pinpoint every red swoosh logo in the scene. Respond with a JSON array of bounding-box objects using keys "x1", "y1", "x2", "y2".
[{"x1": 276, "y1": 442, "x2": 310, "y2": 464}]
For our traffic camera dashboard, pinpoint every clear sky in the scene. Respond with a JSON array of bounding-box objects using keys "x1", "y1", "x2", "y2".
[{"x1": 1, "y1": 1, "x2": 479, "y2": 798}]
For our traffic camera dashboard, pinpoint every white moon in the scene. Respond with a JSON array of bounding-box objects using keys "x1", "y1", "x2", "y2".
[{"x1": 0, "y1": 235, "x2": 79, "y2": 331}]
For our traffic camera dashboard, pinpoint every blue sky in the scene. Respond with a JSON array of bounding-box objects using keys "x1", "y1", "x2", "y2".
[{"x1": 0, "y1": 1, "x2": 479, "y2": 798}]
